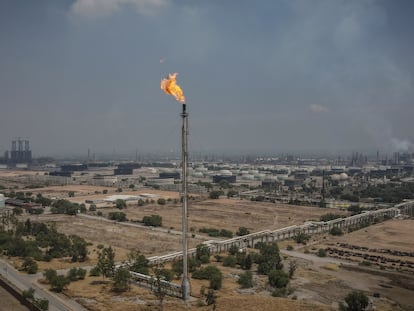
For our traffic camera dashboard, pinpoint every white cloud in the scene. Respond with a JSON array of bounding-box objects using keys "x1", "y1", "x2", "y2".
[
  {"x1": 309, "y1": 104, "x2": 328, "y2": 113},
  {"x1": 71, "y1": 0, "x2": 167, "y2": 18}
]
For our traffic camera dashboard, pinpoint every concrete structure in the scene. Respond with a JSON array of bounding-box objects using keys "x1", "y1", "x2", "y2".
[{"x1": 0, "y1": 194, "x2": 5, "y2": 208}]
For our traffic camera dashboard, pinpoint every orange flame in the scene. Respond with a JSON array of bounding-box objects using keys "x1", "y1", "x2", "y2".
[{"x1": 160, "y1": 73, "x2": 185, "y2": 104}]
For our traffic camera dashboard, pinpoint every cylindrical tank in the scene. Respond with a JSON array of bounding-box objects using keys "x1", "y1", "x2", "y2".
[{"x1": 0, "y1": 194, "x2": 5, "y2": 208}]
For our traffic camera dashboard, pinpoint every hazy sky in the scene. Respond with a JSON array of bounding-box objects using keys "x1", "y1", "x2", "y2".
[{"x1": 1, "y1": 0, "x2": 413, "y2": 157}]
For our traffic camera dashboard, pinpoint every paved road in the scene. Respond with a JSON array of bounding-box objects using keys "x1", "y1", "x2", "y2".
[{"x1": 0, "y1": 258, "x2": 87, "y2": 311}]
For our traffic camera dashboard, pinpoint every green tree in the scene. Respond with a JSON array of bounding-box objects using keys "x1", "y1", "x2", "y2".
[
  {"x1": 192, "y1": 266, "x2": 222, "y2": 290},
  {"x1": 157, "y1": 198, "x2": 166, "y2": 205},
  {"x1": 341, "y1": 291, "x2": 369, "y2": 311},
  {"x1": 236, "y1": 227, "x2": 250, "y2": 236},
  {"x1": 330, "y1": 227, "x2": 343, "y2": 236},
  {"x1": 68, "y1": 191, "x2": 75, "y2": 197},
  {"x1": 22, "y1": 287, "x2": 35, "y2": 300},
  {"x1": 288, "y1": 260, "x2": 297, "y2": 279},
  {"x1": 196, "y1": 244, "x2": 211, "y2": 264},
  {"x1": 293, "y1": 232, "x2": 310, "y2": 244},
  {"x1": 108, "y1": 211, "x2": 127, "y2": 222},
  {"x1": 96, "y1": 246, "x2": 115, "y2": 280},
  {"x1": 115, "y1": 199, "x2": 127, "y2": 209},
  {"x1": 268, "y1": 269, "x2": 289, "y2": 288},
  {"x1": 222, "y1": 255, "x2": 237, "y2": 267},
  {"x1": 142, "y1": 214, "x2": 162, "y2": 227},
  {"x1": 209, "y1": 190, "x2": 223, "y2": 199},
  {"x1": 238, "y1": 271, "x2": 253, "y2": 288},
  {"x1": 34, "y1": 298, "x2": 49, "y2": 311},
  {"x1": 127, "y1": 250, "x2": 149, "y2": 275},
  {"x1": 256, "y1": 243, "x2": 283, "y2": 275},
  {"x1": 50, "y1": 275, "x2": 70, "y2": 292},
  {"x1": 205, "y1": 289, "x2": 217, "y2": 309},
  {"x1": 89, "y1": 204, "x2": 97, "y2": 212},
  {"x1": 43, "y1": 269, "x2": 58, "y2": 283},
  {"x1": 317, "y1": 249, "x2": 327, "y2": 257},
  {"x1": 70, "y1": 235, "x2": 88, "y2": 262},
  {"x1": 21, "y1": 257, "x2": 38, "y2": 274},
  {"x1": 112, "y1": 267, "x2": 131, "y2": 292}
]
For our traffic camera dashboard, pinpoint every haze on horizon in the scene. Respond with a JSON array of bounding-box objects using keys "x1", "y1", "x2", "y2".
[{"x1": 0, "y1": 0, "x2": 413, "y2": 157}]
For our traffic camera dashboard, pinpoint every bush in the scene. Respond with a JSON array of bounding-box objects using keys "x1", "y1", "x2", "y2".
[
  {"x1": 209, "y1": 191, "x2": 223, "y2": 199},
  {"x1": 196, "y1": 244, "x2": 211, "y2": 264},
  {"x1": 89, "y1": 266, "x2": 101, "y2": 276},
  {"x1": 115, "y1": 199, "x2": 126, "y2": 209},
  {"x1": 222, "y1": 255, "x2": 237, "y2": 267},
  {"x1": 236, "y1": 227, "x2": 250, "y2": 236},
  {"x1": 317, "y1": 249, "x2": 327, "y2": 257},
  {"x1": 192, "y1": 266, "x2": 222, "y2": 290},
  {"x1": 142, "y1": 214, "x2": 162, "y2": 227},
  {"x1": 21, "y1": 257, "x2": 38, "y2": 274},
  {"x1": 157, "y1": 198, "x2": 166, "y2": 205},
  {"x1": 286, "y1": 245, "x2": 294, "y2": 251},
  {"x1": 108, "y1": 212, "x2": 127, "y2": 222},
  {"x1": 330, "y1": 227, "x2": 343, "y2": 236},
  {"x1": 341, "y1": 290, "x2": 369, "y2": 311},
  {"x1": 238, "y1": 271, "x2": 253, "y2": 288},
  {"x1": 89, "y1": 204, "x2": 97, "y2": 212},
  {"x1": 50, "y1": 275, "x2": 70, "y2": 292},
  {"x1": 268, "y1": 269, "x2": 289, "y2": 288},
  {"x1": 293, "y1": 232, "x2": 310, "y2": 244},
  {"x1": 112, "y1": 267, "x2": 131, "y2": 292}
]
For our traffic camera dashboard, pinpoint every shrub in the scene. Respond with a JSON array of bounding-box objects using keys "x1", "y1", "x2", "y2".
[
  {"x1": 196, "y1": 244, "x2": 211, "y2": 264},
  {"x1": 142, "y1": 214, "x2": 162, "y2": 227},
  {"x1": 238, "y1": 271, "x2": 253, "y2": 288},
  {"x1": 222, "y1": 255, "x2": 237, "y2": 267},
  {"x1": 236, "y1": 226, "x2": 250, "y2": 236},
  {"x1": 268, "y1": 269, "x2": 289, "y2": 288},
  {"x1": 112, "y1": 267, "x2": 131, "y2": 292},
  {"x1": 286, "y1": 245, "x2": 294, "y2": 251},
  {"x1": 208, "y1": 191, "x2": 223, "y2": 199},
  {"x1": 108, "y1": 212, "x2": 127, "y2": 222},
  {"x1": 330, "y1": 227, "x2": 343, "y2": 236},
  {"x1": 317, "y1": 249, "x2": 327, "y2": 257},
  {"x1": 115, "y1": 199, "x2": 126, "y2": 209},
  {"x1": 89, "y1": 266, "x2": 101, "y2": 276},
  {"x1": 21, "y1": 257, "x2": 38, "y2": 274},
  {"x1": 192, "y1": 266, "x2": 222, "y2": 290},
  {"x1": 293, "y1": 232, "x2": 310, "y2": 244},
  {"x1": 157, "y1": 198, "x2": 166, "y2": 205},
  {"x1": 341, "y1": 290, "x2": 369, "y2": 311}
]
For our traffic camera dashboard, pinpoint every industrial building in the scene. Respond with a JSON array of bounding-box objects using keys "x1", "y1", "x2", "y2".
[
  {"x1": 0, "y1": 138, "x2": 32, "y2": 165},
  {"x1": 212, "y1": 175, "x2": 236, "y2": 183}
]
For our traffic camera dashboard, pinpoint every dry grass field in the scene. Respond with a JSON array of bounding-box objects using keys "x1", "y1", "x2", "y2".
[
  {"x1": 3, "y1": 172, "x2": 413, "y2": 311},
  {"x1": 105, "y1": 198, "x2": 346, "y2": 234},
  {"x1": 287, "y1": 219, "x2": 414, "y2": 310}
]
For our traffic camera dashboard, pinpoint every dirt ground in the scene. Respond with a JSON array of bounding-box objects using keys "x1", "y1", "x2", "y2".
[
  {"x1": 4, "y1": 172, "x2": 412, "y2": 310},
  {"x1": 0, "y1": 283, "x2": 29, "y2": 311},
  {"x1": 29, "y1": 214, "x2": 206, "y2": 266},
  {"x1": 286, "y1": 219, "x2": 414, "y2": 310},
  {"x1": 111, "y1": 198, "x2": 346, "y2": 234}
]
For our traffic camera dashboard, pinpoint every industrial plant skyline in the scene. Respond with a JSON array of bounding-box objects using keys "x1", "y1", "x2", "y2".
[{"x1": 1, "y1": 1, "x2": 414, "y2": 155}]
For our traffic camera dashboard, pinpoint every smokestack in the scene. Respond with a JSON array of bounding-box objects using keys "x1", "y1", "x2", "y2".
[{"x1": 181, "y1": 103, "x2": 190, "y2": 301}]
